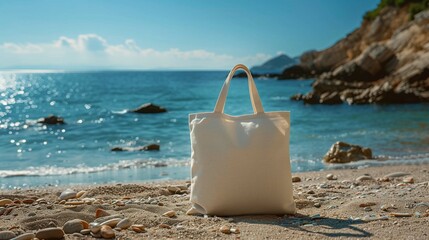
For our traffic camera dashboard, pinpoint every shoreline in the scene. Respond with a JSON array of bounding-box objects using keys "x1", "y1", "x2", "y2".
[{"x1": 1, "y1": 163, "x2": 428, "y2": 239}]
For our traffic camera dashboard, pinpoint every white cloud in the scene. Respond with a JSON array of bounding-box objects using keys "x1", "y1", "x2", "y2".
[{"x1": 0, "y1": 34, "x2": 272, "y2": 69}]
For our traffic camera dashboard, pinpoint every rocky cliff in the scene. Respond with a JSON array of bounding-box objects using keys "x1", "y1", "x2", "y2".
[{"x1": 285, "y1": 4, "x2": 429, "y2": 104}]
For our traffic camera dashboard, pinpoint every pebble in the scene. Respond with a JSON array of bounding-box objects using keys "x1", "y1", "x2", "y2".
[
  {"x1": 380, "y1": 204, "x2": 397, "y2": 211},
  {"x1": 90, "y1": 223, "x2": 101, "y2": 233},
  {"x1": 292, "y1": 176, "x2": 301, "y2": 182},
  {"x1": 80, "y1": 229, "x2": 91, "y2": 235},
  {"x1": 59, "y1": 189, "x2": 77, "y2": 201},
  {"x1": 27, "y1": 212, "x2": 36, "y2": 217},
  {"x1": 162, "y1": 210, "x2": 176, "y2": 218},
  {"x1": 403, "y1": 176, "x2": 414, "y2": 183},
  {"x1": 307, "y1": 190, "x2": 315, "y2": 194},
  {"x1": 389, "y1": 212, "x2": 412, "y2": 217},
  {"x1": 384, "y1": 172, "x2": 409, "y2": 178},
  {"x1": 313, "y1": 202, "x2": 321, "y2": 208},
  {"x1": 326, "y1": 174, "x2": 337, "y2": 180},
  {"x1": 230, "y1": 228, "x2": 240, "y2": 234},
  {"x1": 219, "y1": 225, "x2": 231, "y2": 234},
  {"x1": 363, "y1": 207, "x2": 372, "y2": 212},
  {"x1": 167, "y1": 186, "x2": 180, "y2": 193},
  {"x1": 131, "y1": 224, "x2": 145, "y2": 233},
  {"x1": 99, "y1": 218, "x2": 122, "y2": 227},
  {"x1": 359, "y1": 202, "x2": 376, "y2": 208},
  {"x1": 0, "y1": 231, "x2": 15, "y2": 240},
  {"x1": 361, "y1": 215, "x2": 389, "y2": 222},
  {"x1": 159, "y1": 223, "x2": 171, "y2": 229},
  {"x1": 115, "y1": 201, "x2": 125, "y2": 206},
  {"x1": 11, "y1": 233, "x2": 35, "y2": 240},
  {"x1": 76, "y1": 190, "x2": 87, "y2": 198},
  {"x1": 116, "y1": 218, "x2": 132, "y2": 229},
  {"x1": 22, "y1": 199, "x2": 35, "y2": 204},
  {"x1": 356, "y1": 175, "x2": 373, "y2": 181},
  {"x1": 35, "y1": 227, "x2": 65, "y2": 240},
  {"x1": 100, "y1": 225, "x2": 115, "y2": 239},
  {"x1": 63, "y1": 219, "x2": 88, "y2": 234},
  {"x1": 95, "y1": 208, "x2": 110, "y2": 218},
  {"x1": 0, "y1": 199, "x2": 13, "y2": 207}
]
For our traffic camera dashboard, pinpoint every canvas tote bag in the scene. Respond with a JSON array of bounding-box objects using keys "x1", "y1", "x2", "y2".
[{"x1": 188, "y1": 64, "x2": 296, "y2": 216}]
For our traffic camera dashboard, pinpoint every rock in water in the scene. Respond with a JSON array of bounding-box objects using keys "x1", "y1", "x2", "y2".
[
  {"x1": 324, "y1": 141, "x2": 372, "y2": 163},
  {"x1": 35, "y1": 228, "x2": 64, "y2": 240},
  {"x1": 130, "y1": 103, "x2": 167, "y2": 113},
  {"x1": 111, "y1": 144, "x2": 160, "y2": 152},
  {"x1": 37, "y1": 115, "x2": 65, "y2": 124}
]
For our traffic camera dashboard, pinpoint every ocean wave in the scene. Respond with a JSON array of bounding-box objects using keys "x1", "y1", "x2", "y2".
[{"x1": 0, "y1": 158, "x2": 189, "y2": 178}]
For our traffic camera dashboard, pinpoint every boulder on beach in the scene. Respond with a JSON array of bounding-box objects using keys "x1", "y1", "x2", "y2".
[
  {"x1": 37, "y1": 115, "x2": 65, "y2": 125},
  {"x1": 323, "y1": 141, "x2": 372, "y2": 163},
  {"x1": 111, "y1": 144, "x2": 160, "y2": 152},
  {"x1": 130, "y1": 103, "x2": 167, "y2": 114}
]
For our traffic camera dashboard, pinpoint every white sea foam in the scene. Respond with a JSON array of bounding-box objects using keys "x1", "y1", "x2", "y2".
[{"x1": 0, "y1": 158, "x2": 189, "y2": 178}]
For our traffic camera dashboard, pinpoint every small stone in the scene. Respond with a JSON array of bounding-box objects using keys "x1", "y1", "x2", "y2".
[
  {"x1": 63, "y1": 219, "x2": 88, "y2": 234},
  {"x1": 28, "y1": 212, "x2": 36, "y2": 217},
  {"x1": 131, "y1": 224, "x2": 145, "y2": 233},
  {"x1": 35, "y1": 227, "x2": 64, "y2": 240},
  {"x1": 326, "y1": 174, "x2": 337, "y2": 180},
  {"x1": 0, "y1": 199, "x2": 13, "y2": 207},
  {"x1": 230, "y1": 228, "x2": 240, "y2": 234},
  {"x1": 307, "y1": 190, "x2": 315, "y2": 194},
  {"x1": 95, "y1": 208, "x2": 110, "y2": 218},
  {"x1": 384, "y1": 172, "x2": 409, "y2": 178},
  {"x1": 167, "y1": 186, "x2": 180, "y2": 194},
  {"x1": 389, "y1": 212, "x2": 412, "y2": 217},
  {"x1": 380, "y1": 204, "x2": 397, "y2": 212},
  {"x1": 359, "y1": 202, "x2": 376, "y2": 208},
  {"x1": 48, "y1": 221, "x2": 57, "y2": 228},
  {"x1": 356, "y1": 175, "x2": 373, "y2": 181},
  {"x1": 64, "y1": 201, "x2": 84, "y2": 205},
  {"x1": 403, "y1": 177, "x2": 414, "y2": 183},
  {"x1": 292, "y1": 176, "x2": 301, "y2": 182},
  {"x1": 313, "y1": 202, "x2": 321, "y2": 208},
  {"x1": 59, "y1": 189, "x2": 77, "y2": 201},
  {"x1": 76, "y1": 191, "x2": 87, "y2": 198},
  {"x1": 115, "y1": 201, "x2": 125, "y2": 206},
  {"x1": 116, "y1": 218, "x2": 132, "y2": 229},
  {"x1": 363, "y1": 207, "x2": 372, "y2": 212},
  {"x1": 90, "y1": 223, "x2": 101, "y2": 233},
  {"x1": 100, "y1": 225, "x2": 115, "y2": 239},
  {"x1": 0, "y1": 231, "x2": 16, "y2": 240},
  {"x1": 159, "y1": 223, "x2": 171, "y2": 229},
  {"x1": 162, "y1": 210, "x2": 176, "y2": 218},
  {"x1": 99, "y1": 218, "x2": 122, "y2": 227},
  {"x1": 11, "y1": 233, "x2": 35, "y2": 240},
  {"x1": 80, "y1": 229, "x2": 91, "y2": 235},
  {"x1": 22, "y1": 199, "x2": 35, "y2": 204},
  {"x1": 219, "y1": 225, "x2": 231, "y2": 234}
]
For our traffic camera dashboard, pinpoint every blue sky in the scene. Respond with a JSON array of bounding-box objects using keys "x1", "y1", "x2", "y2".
[{"x1": 0, "y1": 0, "x2": 378, "y2": 70}]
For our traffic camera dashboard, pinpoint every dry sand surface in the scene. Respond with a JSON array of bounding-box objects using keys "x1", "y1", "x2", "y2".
[{"x1": 1, "y1": 163, "x2": 428, "y2": 239}]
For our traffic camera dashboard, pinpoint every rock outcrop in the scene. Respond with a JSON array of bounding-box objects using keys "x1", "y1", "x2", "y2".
[
  {"x1": 284, "y1": 4, "x2": 429, "y2": 104},
  {"x1": 324, "y1": 141, "x2": 373, "y2": 163},
  {"x1": 130, "y1": 103, "x2": 167, "y2": 113}
]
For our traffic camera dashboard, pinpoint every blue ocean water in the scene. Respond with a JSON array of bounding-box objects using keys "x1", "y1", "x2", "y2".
[{"x1": 1, "y1": 70, "x2": 429, "y2": 188}]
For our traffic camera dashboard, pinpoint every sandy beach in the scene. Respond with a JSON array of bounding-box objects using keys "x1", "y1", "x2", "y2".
[{"x1": 1, "y1": 163, "x2": 428, "y2": 239}]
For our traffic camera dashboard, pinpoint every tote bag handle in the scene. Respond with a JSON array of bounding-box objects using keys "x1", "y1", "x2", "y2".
[{"x1": 214, "y1": 64, "x2": 265, "y2": 114}]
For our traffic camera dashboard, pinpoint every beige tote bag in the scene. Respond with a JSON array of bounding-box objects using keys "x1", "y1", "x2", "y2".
[{"x1": 188, "y1": 64, "x2": 296, "y2": 216}]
